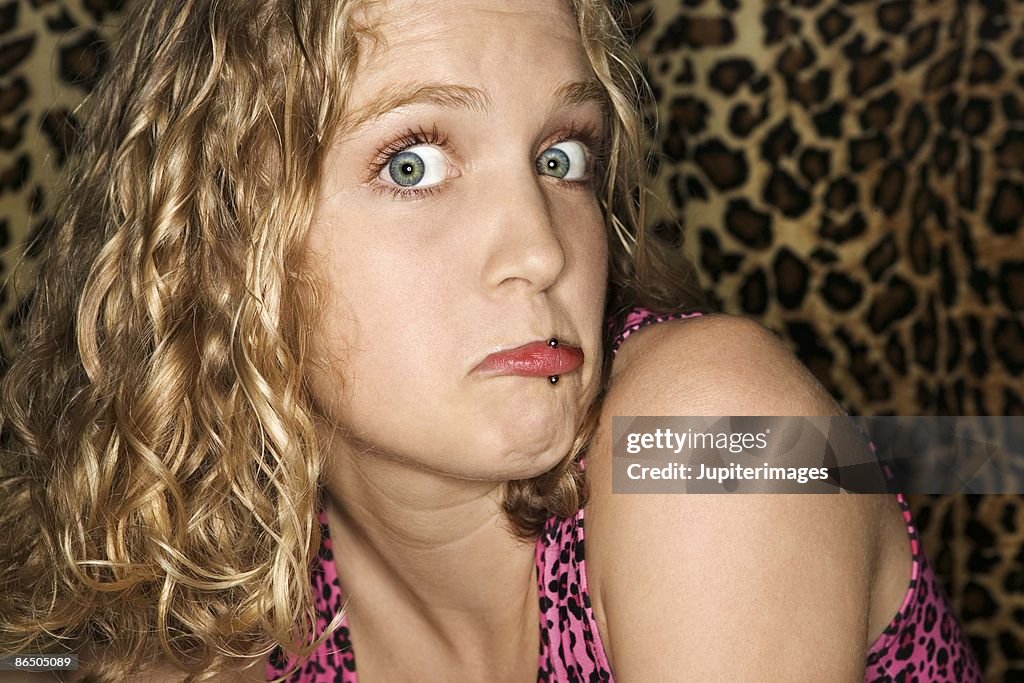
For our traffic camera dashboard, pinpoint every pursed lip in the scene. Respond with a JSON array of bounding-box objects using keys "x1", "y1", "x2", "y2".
[{"x1": 473, "y1": 340, "x2": 585, "y2": 377}]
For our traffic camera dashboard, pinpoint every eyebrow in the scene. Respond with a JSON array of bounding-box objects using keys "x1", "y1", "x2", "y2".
[{"x1": 340, "y1": 79, "x2": 610, "y2": 133}]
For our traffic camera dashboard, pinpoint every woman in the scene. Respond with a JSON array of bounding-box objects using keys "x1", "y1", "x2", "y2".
[{"x1": 0, "y1": 0, "x2": 981, "y2": 680}]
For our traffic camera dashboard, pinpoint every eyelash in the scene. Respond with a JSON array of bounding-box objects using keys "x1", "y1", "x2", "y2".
[
  {"x1": 367, "y1": 121, "x2": 610, "y2": 200},
  {"x1": 367, "y1": 123, "x2": 450, "y2": 199}
]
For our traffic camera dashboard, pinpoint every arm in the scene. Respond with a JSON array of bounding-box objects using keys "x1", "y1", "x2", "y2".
[{"x1": 586, "y1": 314, "x2": 884, "y2": 682}]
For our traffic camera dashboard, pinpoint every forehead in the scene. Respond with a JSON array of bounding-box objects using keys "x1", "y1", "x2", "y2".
[{"x1": 352, "y1": 0, "x2": 590, "y2": 97}]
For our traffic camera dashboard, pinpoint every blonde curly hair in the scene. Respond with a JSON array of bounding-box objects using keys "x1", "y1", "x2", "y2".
[{"x1": 0, "y1": 0, "x2": 705, "y2": 679}]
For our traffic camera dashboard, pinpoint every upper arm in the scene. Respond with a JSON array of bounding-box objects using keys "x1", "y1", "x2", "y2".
[{"x1": 586, "y1": 314, "x2": 881, "y2": 681}]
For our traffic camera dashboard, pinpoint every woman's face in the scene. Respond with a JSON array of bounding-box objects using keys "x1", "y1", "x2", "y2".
[{"x1": 307, "y1": 0, "x2": 609, "y2": 481}]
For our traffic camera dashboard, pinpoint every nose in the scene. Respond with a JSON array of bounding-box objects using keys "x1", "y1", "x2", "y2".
[{"x1": 479, "y1": 171, "x2": 567, "y2": 295}]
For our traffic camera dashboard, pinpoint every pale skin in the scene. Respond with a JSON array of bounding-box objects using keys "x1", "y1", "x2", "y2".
[
  {"x1": 305, "y1": 1, "x2": 607, "y2": 679},
  {"x1": 6, "y1": 0, "x2": 913, "y2": 681},
  {"x1": 302, "y1": 0, "x2": 912, "y2": 680}
]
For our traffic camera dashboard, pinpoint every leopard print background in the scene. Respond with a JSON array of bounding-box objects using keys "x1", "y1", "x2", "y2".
[
  {"x1": 1, "y1": 0, "x2": 1021, "y2": 679},
  {"x1": 631, "y1": 0, "x2": 1022, "y2": 417},
  {"x1": 623, "y1": 1, "x2": 1022, "y2": 678},
  {"x1": 0, "y1": 0, "x2": 121, "y2": 355}
]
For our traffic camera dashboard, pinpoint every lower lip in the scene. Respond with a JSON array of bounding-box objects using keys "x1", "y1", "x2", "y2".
[{"x1": 475, "y1": 342, "x2": 585, "y2": 377}]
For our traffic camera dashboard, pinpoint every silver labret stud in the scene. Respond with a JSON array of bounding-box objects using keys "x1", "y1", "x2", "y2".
[
  {"x1": 548, "y1": 338, "x2": 559, "y2": 348},
  {"x1": 549, "y1": 375, "x2": 559, "y2": 384}
]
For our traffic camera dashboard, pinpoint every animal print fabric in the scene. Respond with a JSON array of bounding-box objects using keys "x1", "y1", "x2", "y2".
[
  {"x1": 1, "y1": 2, "x2": 1016, "y2": 678},
  {"x1": 266, "y1": 309, "x2": 981, "y2": 682}
]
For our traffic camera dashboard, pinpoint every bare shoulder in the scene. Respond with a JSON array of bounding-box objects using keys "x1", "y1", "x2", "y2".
[
  {"x1": 606, "y1": 312, "x2": 841, "y2": 416},
  {"x1": 583, "y1": 313, "x2": 892, "y2": 680}
]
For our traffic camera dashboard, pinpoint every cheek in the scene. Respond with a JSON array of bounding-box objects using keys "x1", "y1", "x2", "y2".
[
  {"x1": 586, "y1": 223, "x2": 609, "y2": 291},
  {"x1": 574, "y1": 199, "x2": 607, "y2": 257},
  {"x1": 310, "y1": 202, "x2": 451, "y2": 333},
  {"x1": 561, "y1": 201, "x2": 609, "y2": 304},
  {"x1": 306, "y1": 310, "x2": 451, "y2": 455},
  {"x1": 305, "y1": 243, "x2": 460, "y2": 429}
]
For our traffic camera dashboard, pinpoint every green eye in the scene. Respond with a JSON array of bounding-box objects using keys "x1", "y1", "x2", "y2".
[
  {"x1": 379, "y1": 145, "x2": 450, "y2": 189},
  {"x1": 388, "y1": 151, "x2": 426, "y2": 186},
  {"x1": 538, "y1": 148, "x2": 570, "y2": 178},
  {"x1": 536, "y1": 141, "x2": 588, "y2": 180}
]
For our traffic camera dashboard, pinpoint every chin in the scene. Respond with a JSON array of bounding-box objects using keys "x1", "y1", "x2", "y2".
[
  {"x1": 469, "y1": 416, "x2": 579, "y2": 480},
  {"x1": 471, "y1": 449, "x2": 569, "y2": 483}
]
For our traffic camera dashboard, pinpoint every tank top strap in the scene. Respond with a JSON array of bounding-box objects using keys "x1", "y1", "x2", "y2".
[{"x1": 610, "y1": 307, "x2": 705, "y2": 356}]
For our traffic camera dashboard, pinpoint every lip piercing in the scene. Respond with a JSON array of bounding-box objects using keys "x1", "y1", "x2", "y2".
[{"x1": 548, "y1": 340, "x2": 560, "y2": 384}]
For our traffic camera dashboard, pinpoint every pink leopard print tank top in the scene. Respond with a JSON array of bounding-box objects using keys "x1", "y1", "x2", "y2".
[{"x1": 266, "y1": 308, "x2": 982, "y2": 682}]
